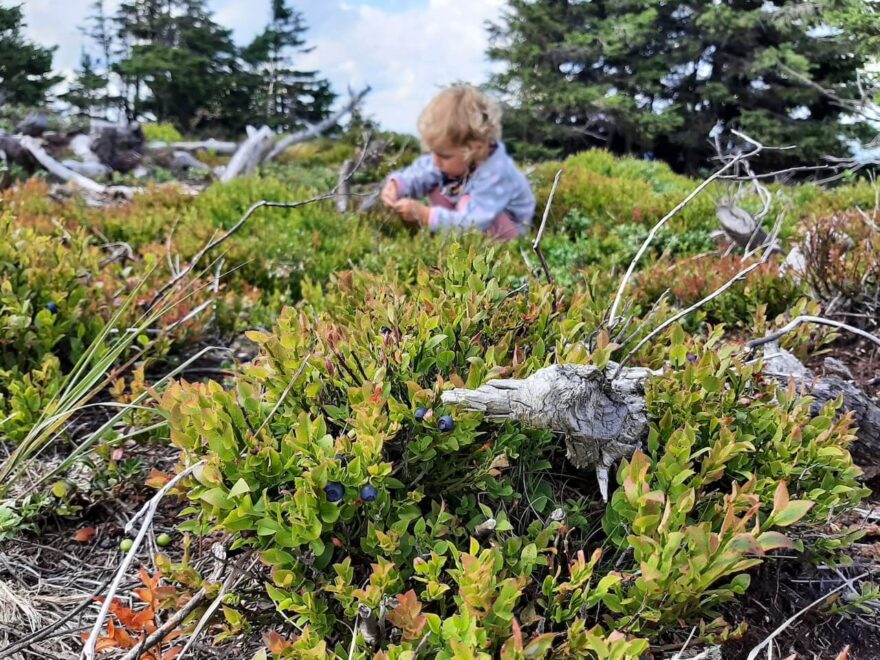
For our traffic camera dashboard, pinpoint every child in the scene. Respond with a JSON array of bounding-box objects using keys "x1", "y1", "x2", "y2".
[{"x1": 381, "y1": 85, "x2": 535, "y2": 241}]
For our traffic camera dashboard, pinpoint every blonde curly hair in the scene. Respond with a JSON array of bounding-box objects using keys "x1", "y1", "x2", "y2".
[{"x1": 417, "y1": 84, "x2": 502, "y2": 162}]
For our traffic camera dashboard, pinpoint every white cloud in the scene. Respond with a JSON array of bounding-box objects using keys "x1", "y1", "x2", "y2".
[{"x1": 20, "y1": 0, "x2": 505, "y2": 135}]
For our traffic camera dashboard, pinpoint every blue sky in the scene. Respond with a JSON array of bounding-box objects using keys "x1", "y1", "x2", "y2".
[{"x1": 21, "y1": 0, "x2": 505, "y2": 134}]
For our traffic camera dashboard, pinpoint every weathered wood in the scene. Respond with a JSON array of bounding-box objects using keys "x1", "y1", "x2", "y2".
[
  {"x1": 265, "y1": 86, "x2": 371, "y2": 162},
  {"x1": 219, "y1": 125, "x2": 275, "y2": 183},
  {"x1": 716, "y1": 204, "x2": 780, "y2": 252},
  {"x1": 19, "y1": 136, "x2": 107, "y2": 194},
  {"x1": 335, "y1": 158, "x2": 355, "y2": 213},
  {"x1": 764, "y1": 343, "x2": 880, "y2": 473},
  {"x1": 15, "y1": 112, "x2": 49, "y2": 137},
  {"x1": 0, "y1": 135, "x2": 37, "y2": 172},
  {"x1": 146, "y1": 138, "x2": 238, "y2": 154},
  {"x1": 443, "y1": 353, "x2": 880, "y2": 495},
  {"x1": 92, "y1": 123, "x2": 145, "y2": 173},
  {"x1": 61, "y1": 159, "x2": 111, "y2": 180},
  {"x1": 442, "y1": 363, "x2": 655, "y2": 500}
]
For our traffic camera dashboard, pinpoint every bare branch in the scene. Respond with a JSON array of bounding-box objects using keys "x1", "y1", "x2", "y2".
[
  {"x1": 533, "y1": 169, "x2": 562, "y2": 284},
  {"x1": 746, "y1": 315, "x2": 880, "y2": 351}
]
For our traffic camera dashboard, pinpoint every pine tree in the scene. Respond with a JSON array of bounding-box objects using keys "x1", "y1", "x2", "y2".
[
  {"x1": 0, "y1": 5, "x2": 61, "y2": 107},
  {"x1": 61, "y1": 51, "x2": 108, "y2": 117},
  {"x1": 488, "y1": 0, "x2": 880, "y2": 173},
  {"x1": 113, "y1": 0, "x2": 243, "y2": 130},
  {"x1": 242, "y1": 0, "x2": 335, "y2": 132}
]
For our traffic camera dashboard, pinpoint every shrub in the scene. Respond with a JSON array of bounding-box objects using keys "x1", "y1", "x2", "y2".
[
  {"x1": 800, "y1": 210, "x2": 880, "y2": 331},
  {"x1": 159, "y1": 245, "x2": 864, "y2": 657},
  {"x1": 142, "y1": 122, "x2": 184, "y2": 143},
  {"x1": 634, "y1": 254, "x2": 805, "y2": 328}
]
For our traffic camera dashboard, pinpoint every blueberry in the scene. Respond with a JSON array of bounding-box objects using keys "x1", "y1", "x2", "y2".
[
  {"x1": 360, "y1": 484, "x2": 378, "y2": 502},
  {"x1": 335, "y1": 453, "x2": 349, "y2": 467},
  {"x1": 414, "y1": 407, "x2": 429, "y2": 422},
  {"x1": 438, "y1": 415, "x2": 455, "y2": 432},
  {"x1": 686, "y1": 353, "x2": 698, "y2": 363},
  {"x1": 324, "y1": 482, "x2": 344, "y2": 502},
  {"x1": 46, "y1": 302, "x2": 58, "y2": 314},
  {"x1": 380, "y1": 326, "x2": 392, "y2": 336}
]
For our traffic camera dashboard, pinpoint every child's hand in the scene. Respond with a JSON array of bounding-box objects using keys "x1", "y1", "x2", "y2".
[
  {"x1": 394, "y1": 199, "x2": 430, "y2": 227},
  {"x1": 380, "y1": 179, "x2": 400, "y2": 207}
]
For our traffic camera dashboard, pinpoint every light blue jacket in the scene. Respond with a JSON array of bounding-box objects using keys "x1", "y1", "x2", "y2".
[{"x1": 389, "y1": 142, "x2": 535, "y2": 235}]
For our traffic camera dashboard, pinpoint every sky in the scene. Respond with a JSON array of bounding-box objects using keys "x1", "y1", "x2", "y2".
[{"x1": 20, "y1": 0, "x2": 506, "y2": 135}]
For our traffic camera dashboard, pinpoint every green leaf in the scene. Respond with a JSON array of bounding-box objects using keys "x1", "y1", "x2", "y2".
[
  {"x1": 229, "y1": 478, "x2": 250, "y2": 497},
  {"x1": 773, "y1": 500, "x2": 814, "y2": 527}
]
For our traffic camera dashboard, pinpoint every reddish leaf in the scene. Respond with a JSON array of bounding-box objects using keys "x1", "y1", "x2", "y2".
[
  {"x1": 386, "y1": 590, "x2": 426, "y2": 641},
  {"x1": 263, "y1": 631, "x2": 291, "y2": 654},
  {"x1": 146, "y1": 469, "x2": 172, "y2": 489},
  {"x1": 161, "y1": 647, "x2": 184, "y2": 660},
  {"x1": 74, "y1": 527, "x2": 96, "y2": 543},
  {"x1": 836, "y1": 647, "x2": 851, "y2": 660}
]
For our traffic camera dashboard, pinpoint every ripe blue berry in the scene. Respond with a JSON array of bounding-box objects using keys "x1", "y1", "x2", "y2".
[
  {"x1": 414, "y1": 407, "x2": 429, "y2": 422},
  {"x1": 324, "y1": 482, "x2": 344, "y2": 502},
  {"x1": 438, "y1": 415, "x2": 455, "y2": 432},
  {"x1": 335, "y1": 454, "x2": 348, "y2": 467},
  {"x1": 46, "y1": 302, "x2": 58, "y2": 314},
  {"x1": 360, "y1": 484, "x2": 378, "y2": 502},
  {"x1": 380, "y1": 326, "x2": 392, "y2": 336}
]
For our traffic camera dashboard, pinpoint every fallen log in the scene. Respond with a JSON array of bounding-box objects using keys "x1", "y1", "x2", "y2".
[
  {"x1": 265, "y1": 85, "x2": 371, "y2": 163},
  {"x1": 219, "y1": 125, "x2": 275, "y2": 183},
  {"x1": 19, "y1": 136, "x2": 107, "y2": 194},
  {"x1": 146, "y1": 138, "x2": 238, "y2": 155},
  {"x1": 61, "y1": 159, "x2": 111, "y2": 180},
  {"x1": 442, "y1": 352, "x2": 880, "y2": 497},
  {"x1": 15, "y1": 112, "x2": 49, "y2": 137}
]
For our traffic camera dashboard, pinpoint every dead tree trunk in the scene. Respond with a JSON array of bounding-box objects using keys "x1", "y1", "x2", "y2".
[
  {"x1": 265, "y1": 86, "x2": 371, "y2": 163},
  {"x1": 335, "y1": 158, "x2": 356, "y2": 213},
  {"x1": 219, "y1": 126, "x2": 275, "y2": 183}
]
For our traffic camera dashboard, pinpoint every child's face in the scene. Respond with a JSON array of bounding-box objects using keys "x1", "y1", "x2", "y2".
[{"x1": 431, "y1": 146, "x2": 470, "y2": 178}]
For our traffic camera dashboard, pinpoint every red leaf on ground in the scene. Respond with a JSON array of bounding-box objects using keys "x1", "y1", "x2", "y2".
[{"x1": 74, "y1": 527, "x2": 96, "y2": 543}]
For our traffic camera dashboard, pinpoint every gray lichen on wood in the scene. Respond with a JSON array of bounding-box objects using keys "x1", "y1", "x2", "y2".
[{"x1": 441, "y1": 363, "x2": 655, "y2": 500}]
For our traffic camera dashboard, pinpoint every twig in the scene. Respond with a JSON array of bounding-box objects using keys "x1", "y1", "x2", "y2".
[
  {"x1": 616, "y1": 259, "x2": 768, "y2": 375},
  {"x1": 81, "y1": 461, "x2": 205, "y2": 660},
  {"x1": 145, "y1": 195, "x2": 334, "y2": 311},
  {"x1": 746, "y1": 571, "x2": 873, "y2": 660},
  {"x1": 117, "y1": 556, "x2": 226, "y2": 660},
  {"x1": 608, "y1": 133, "x2": 763, "y2": 327},
  {"x1": 533, "y1": 169, "x2": 562, "y2": 284},
  {"x1": 177, "y1": 555, "x2": 257, "y2": 659},
  {"x1": 746, "y1": 315, "x2": 880, "y2": 351}
]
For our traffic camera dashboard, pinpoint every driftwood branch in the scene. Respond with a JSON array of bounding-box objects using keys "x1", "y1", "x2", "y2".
[
  {"x1": 442, "y1": 363, "x2": 655, "y2": 500},
  {"x1": 219, "y1": 125, "x2": 275, "y2": 183},
  {"x1": 20, "y1": 136, "x2": 107, "y2": 195},
  {"x1": 265, "y1": 86, "x2": 371, "y2": 163},
  {"x1": 336, "y1": 158, "x2": 356, "y2": 213},
  {"x1": 746, "y1": 315, "x2": 880, "y2": 351},
  {"x1": 443, "y1": 341, "x2": 880, "y2": 499}
]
